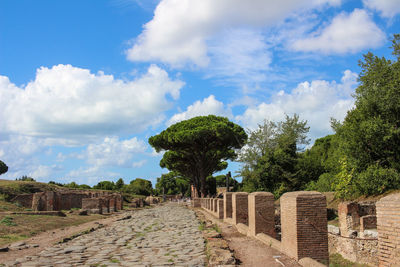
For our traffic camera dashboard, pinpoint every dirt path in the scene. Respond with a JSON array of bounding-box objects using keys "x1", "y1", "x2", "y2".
[
  {"x1": 0, "y1": 211, "x2": 125, "y2": 264},
  {"x1": 197, "y1": 209, "x2": 301, "y2": 267}
]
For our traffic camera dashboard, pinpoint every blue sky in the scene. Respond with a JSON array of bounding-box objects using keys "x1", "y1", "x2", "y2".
[{"x1": 0, "y1": 0, "x2": 399, "y2": 186}]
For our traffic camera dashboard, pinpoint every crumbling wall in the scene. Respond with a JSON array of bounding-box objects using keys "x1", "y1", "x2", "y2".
[{"x1": 11, "y1": 194, "x2": 33, "y2": 208}]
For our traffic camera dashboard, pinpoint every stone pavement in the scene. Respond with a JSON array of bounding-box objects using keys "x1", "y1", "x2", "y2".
[{"x1": 4, "y1": 203, "x2": 206, "y2": 267}]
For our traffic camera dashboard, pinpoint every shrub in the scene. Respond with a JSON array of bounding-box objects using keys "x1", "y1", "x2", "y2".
[{"x1": 357, "y1": 165, "x2": 400, "y2": 195}]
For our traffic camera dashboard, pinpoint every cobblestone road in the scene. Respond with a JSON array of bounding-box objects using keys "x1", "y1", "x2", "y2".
[{"x1": 7, "y1": 203, "x2": 206, "y2": 267}]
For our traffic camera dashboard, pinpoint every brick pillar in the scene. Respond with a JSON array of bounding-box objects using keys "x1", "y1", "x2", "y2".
[
  {"x1": 217, "y1": 199, "x2": 224, "y2": 219},
  {"x1": 281, "y1": 191, "x2": 328, "y2": 265},
  {"x1": 224, "y1": 192, "x2": 233, "y2": 221},
  {"x1": 192, "y1": 198, "x2": 201, "y2": 207},
  {"x1": 232, "y1": 192, "x2": 248, "y2": 225},
  {"x1": 214, "y1": 199, "x2": 218, "y2": 213},
  {"x1": 377, "y1": 193, "x2": 400, "y2": 267},
  {"x1": 338, "y1": 202, "x2": 360, "y2": 237},
  {"x1": 248, "y1": 192, "x2": 275, "y2": 237}
]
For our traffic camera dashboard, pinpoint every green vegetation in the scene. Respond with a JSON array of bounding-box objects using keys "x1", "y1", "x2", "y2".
[
  {"x1": 0, "y1": 160, "x2": 8, "y2": 176},
  {"x1": 149, "y1": 115, "x2": 247, "y2": 197},
  {"x1": 239, "y1": 114, "x2": 310, "y2": 197},
  {"x1": 155, "y1": 171, "x2": 190, "y2": 196},
  {"x1": 0, "y1": 216, "x2": 17, "y2": 226}
]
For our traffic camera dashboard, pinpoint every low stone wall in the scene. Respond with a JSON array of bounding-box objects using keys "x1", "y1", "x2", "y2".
[{"x1": 328, "y1": 232, "x2": 378, "y2": 266}]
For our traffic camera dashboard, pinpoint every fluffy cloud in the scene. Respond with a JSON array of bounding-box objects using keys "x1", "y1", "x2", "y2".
[
  {"x1": 126, "y1": 0, "x2": 341, "y2": 67},
  {"x1": 82, "y1": 136, "x2": 147, "y2": 168},
  {"x1": 291, "y1": 9, "x2": 385, "y2": 54},
  {"x1": 363, "y1": 0, "x2": 400, "y2": 18},
  {"x1": 167, "y1": 95, "x2": 231, "y2": 126},
  {"x1": 236, "y1": 70, "x2": 357, "y2": 140},
  {"x1": 0, "y1": 64, "x2": 184, "y2": 144}
]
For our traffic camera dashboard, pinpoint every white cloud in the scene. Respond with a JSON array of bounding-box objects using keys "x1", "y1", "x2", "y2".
[
  {"x1": 206, "y1": 28, "x2": 272, "y2": 85},
  {"x1": 0, "y1": 64, "x2": 184, "y2": 145},
  {"x1": 167, "y1": 95, "x2": 232, "y2": 126},
  {"x1": 236, "y1": 70, "x2": 357, "y2": 140},
  {"x1": 291, "y1": 9, "x2": 386, "y2": 54},
  {"x1": 363, "y1": 0, "x2": 400, "y2": 18},
  {"x1": 126, "y1": 0, "x2": 342, "y2": 67},
  {"x1": 83, "y1": 136, "x2": 147, "y2": 168}
]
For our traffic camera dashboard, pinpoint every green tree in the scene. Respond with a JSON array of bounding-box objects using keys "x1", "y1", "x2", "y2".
[
  {"x1": 335, "y1": 34, "x2": 400, "y2": 197},
  {"x1": 126, "y1": 178, "x2": 153, "y2": 196},
  {"x1": 149, "y1": 115, "x2": 247, "y2": 197},
  {"x1": 115, "y1": 178, "x2": 125, "y2": 190},
  {"x1": 239, "y1": 114, "x2": 310, "y2": 197},
  {"x1": 155, "y1": 172, "x2": 190, "y2": 196},
  {"x1": 93, "y1": 181, "x2": 115, "y2": 190},
  {"x1": 0, "y1": 160, "x2": 8, "y2": 176}
]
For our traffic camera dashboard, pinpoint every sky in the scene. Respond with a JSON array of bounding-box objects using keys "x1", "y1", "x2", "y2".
[{"x1": 0, "y1": 0, "x2": 399, "y2": 186}]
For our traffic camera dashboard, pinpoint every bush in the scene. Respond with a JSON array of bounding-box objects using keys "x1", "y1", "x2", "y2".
[
  {"x1": 306, "y1": 173, "x2": 336, "y2": 192},
  {"x1": 357, "y1": 165, "x2": 400, "y2": 195}
]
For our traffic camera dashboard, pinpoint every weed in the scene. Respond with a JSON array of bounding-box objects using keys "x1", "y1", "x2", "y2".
[
  {"x1": 198, "y1": 221, "x2": 205, "y2": 231},
  {"x1": 168, "y1": 259, "x2": 174, "y2": 262},
  {"x1": 212, "y1": 224, "x2": 221, "y2": 233},
  {"x1": 0, "y1": 216, "x2": 17, "y2": 226},
  {"x1": 110, "y1": 258, "x2": 120, "y2": 263}
]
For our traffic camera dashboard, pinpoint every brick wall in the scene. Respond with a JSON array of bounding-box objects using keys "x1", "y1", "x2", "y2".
[
  {"x1": 281, "y1": 191, "x2": 329, "y2": 265},
  {"x1": 377, "y1": 193, "x2": 400, "y2": 267},
  {"x1": 11, "y1": 194, "x2": 33, "y2": 208},
  {"x1": 82, "y1": 198, "x2": 102, "y2": 214},
  {"x1": 217, "y1": 199, "x2": 224, "y2": 219}
]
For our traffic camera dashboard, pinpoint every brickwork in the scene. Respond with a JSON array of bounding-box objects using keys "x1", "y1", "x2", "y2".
[
  {"x1": 223, "y1": 192, "x2": 233, "y2": 220},
  {"x1": 248, "y1": 192, "x2": 275, "y2": 237},
  {"x1": 281, "y1": 191, "x2": 328, "y2": 265},
  {"x1": 217, "y1": 199, "x2": 224, "y2": 219},
  {"x1": 338, "y1": 202, "x2": 360, "y2": 237},
  {"x1": 109, "y1": 198, "x2": 116, "y2": 213},
  {"x1": 213, "y1": 199, "x2": 218, "y2": 213},
  {"x1": 232, "y1": 192, "x2": 248, "y2": 225},
  {"x1": 360, "y1": 215, "x2": 377, "y2": 232},
  {"x1": 82, "y1": 198, "x2": 102, "y2": 214},
  {"x1": 376, "y1": 193, "x2": 400, "y2": 267}
]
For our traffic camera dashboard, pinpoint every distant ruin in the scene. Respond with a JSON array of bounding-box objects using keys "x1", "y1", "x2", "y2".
[{"x1": 11, "y1": 190, "x2": 123, "y2": 214}]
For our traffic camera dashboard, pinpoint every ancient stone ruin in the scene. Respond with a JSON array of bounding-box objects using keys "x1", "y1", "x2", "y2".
[{"x1": 11, "y1": 190, "x2": 123, "y2": 214}]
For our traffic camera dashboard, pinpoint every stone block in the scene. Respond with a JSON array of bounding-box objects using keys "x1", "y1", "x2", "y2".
[
  {"x1": 248, "y1": 192, "x2": 275, "y2": 237},
  {"x1": 281, "y1": 191, "x2": 328, "y2": 265},
  {"x1": 232, "y1": 192, "x2": 248, "y2": 225}
]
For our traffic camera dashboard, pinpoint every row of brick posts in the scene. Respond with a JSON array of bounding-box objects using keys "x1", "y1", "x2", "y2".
[
  {"x1": 195, "y1": 191, "x2": 329, "y2": 265},
  {"x1": 195, "y1": 191, "x2": 400, "y2": 266}
]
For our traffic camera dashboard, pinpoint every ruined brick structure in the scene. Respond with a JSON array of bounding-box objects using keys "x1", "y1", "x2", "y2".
[{"x1": 12, "y1": 189, "x2": 122, "y2": 214}]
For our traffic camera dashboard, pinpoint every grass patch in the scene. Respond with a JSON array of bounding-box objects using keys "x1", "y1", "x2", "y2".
[
  {"x1": 198, "y1": 221, "x2": 206, "y2": 231},
  {"x1": 212, "y1": 224, "x2": 221, "y2": 233},
  {"x1": 0, "y1": 216, "x2": 17, "y2": 226},
  {"x1": 110, "y1": 258, "x2": 120, "y2": 263},
  {"x1": 0, "y1": 213, "x2": 105, "y2": 246},
  {"x1": 329, "y1": 253, "x2": 369, "y2": 267}
]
